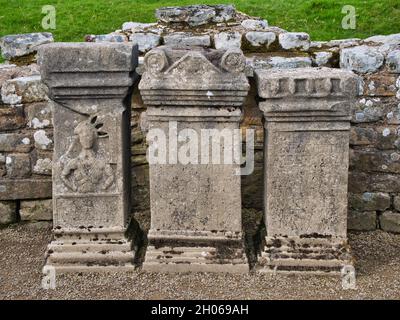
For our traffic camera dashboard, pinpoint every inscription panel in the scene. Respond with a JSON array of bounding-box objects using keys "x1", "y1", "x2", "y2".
[{"x1": 266, "y1": 128, "x2": 349, "y2": 237}]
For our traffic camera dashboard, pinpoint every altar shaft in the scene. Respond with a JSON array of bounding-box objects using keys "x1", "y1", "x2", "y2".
[
  {"x1": 39, "y1": 43, "x2": 139, "y2": 272},
  {"x1": 139, "y1": 46, "x2": 250, "y2": 273},
  {"x1": 255, "y1": 68, "x2": 359, "y2": 274}
]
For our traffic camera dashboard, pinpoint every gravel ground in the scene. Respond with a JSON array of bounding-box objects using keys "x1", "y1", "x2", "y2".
[{"x1": 0, "y1": 221, "x2": 400, "y2": 300}]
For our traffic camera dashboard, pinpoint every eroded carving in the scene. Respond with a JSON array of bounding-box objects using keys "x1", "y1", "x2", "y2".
[{"x1": 60, "y1": 115, "x2": 114, "y2": 193}]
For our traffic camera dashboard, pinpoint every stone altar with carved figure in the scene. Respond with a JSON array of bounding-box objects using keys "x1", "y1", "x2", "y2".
[
  {"x1": 38, "y1": 43, "x2": 139, "y2": 272},
  {"x1": 139, "y1": 46, "x2": 250, "y2": 273},
  {"x1": 254, "y1": 68, "x2": 360, "y2": 274}
]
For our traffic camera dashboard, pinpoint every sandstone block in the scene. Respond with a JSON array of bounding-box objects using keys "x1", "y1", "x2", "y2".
[
  {"x1": 278, "y1": 32, "x2": 310, "y2": 50},
  {"x1": 0, "y1": 133, "x2": 32, "y2": 153},
  {"x1": 348, "y1": 211, "x2": 377, "y2": 231},
  {"x1": 0, "y1": 105, "x2": 26, "y2": 130},
  {"x1": 0, "y1": 33, "x2": 53, "y2": 60},
  {"x1": 25, "y1": 102, "x2": 52, "y2": 129},
  {"x1": 380, "y1": 211, "x2": 400, "y2": 233},
  {"x1": 214, "y1": 32, "x2": 242, "y2": 50},
  {"x1": 340, "y1": 45, "x2": 384, "y2": 73},
  {"x1": 1, "y1": 75, "x2": 47, "y2": 105},
  {"x1": 348, "y1": 192, "x2": 390, "y2": 211},
  {"x1": 0, "y1": 178, "x2": 52, "y2": 200},
  {"x1": 20, "y1": 199, "x2": 52, "y2": 221},
  {"x1": 0, "y1": 201, "x2": 17, "y2": 225},
  {"x1": 164, "y1": 33, "x2": 211, "y2": 47},
  {"x1": 129, "y1": 33, "x2": 161, "y2": 53},
  {"x1": 5, "y1": 153, "x2": 31, "y2": 178},
  {"x1": 245, "y1": 32, "x2": 276, "y2": 48}
]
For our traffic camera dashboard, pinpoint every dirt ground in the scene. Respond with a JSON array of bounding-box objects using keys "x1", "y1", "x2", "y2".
[{"x1": 0, "y1": 221, "x2": 399, "y2": 300}]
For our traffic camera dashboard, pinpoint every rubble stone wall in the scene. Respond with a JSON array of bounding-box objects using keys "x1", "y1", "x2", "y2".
[{"x1": 1, "y1": 5, "x2": 400, "y2": 233}]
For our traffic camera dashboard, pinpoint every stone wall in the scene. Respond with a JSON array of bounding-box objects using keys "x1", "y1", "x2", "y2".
[{"x1": 1, "y1": 4, "x2": 400, "y2": 233}]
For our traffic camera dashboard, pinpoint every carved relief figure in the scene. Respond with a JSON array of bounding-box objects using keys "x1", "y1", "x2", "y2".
[{"x1": 60, "y1": 115, "x2": 114, "y2": 193}]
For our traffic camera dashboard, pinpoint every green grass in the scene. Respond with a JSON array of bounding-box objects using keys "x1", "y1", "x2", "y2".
[{"x1": 0, "y1": 0, "x2": 399, "y2": 42}]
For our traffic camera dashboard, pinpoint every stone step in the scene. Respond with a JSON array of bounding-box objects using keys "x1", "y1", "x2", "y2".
[
  {"x1": 47, "y1": 251, "x2": 134, "y2": 264},
  {"x1": 47, "y1": 242, "x2": 132, "y2": 253}
]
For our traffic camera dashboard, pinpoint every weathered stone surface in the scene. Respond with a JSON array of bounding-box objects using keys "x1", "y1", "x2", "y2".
[
  {"x1": 349, "y1": 172, "x2": 400, "y2": 193},
  {"x1": 155, "y1": 4, "x2": 236, "y2": 26},
  {"x1": 129, "y1": 33, "x2": 161, "y2": 53},
  {"x1": 350, "y1": 126, "x2": 377, "y2": 146},
  {"x1": 0, "y1": 33, "x2": 53, "y2": 60},
  {"x1": 245, "y1": 32, "x2": 276, "y2": 48},
  {"x1": 386, "y1": 50, "x2": 400, "y2": 73},
  {"x1": 25, "y1": 102, "x2": 52, "y2": 129},
  {"x1": 348, "y1": 211, "x2": 377, "y2": 231},
  {"x1": 5, "y1": 153, "x2": 31, "y2": 178},
  {"x1": 247, "y1": 56, "x2": 312, "y2": 72},
  {"x1": 93, "y1": 33, "x2": 128, "y2": 43},
  {"x1": 394, "y1": 195, "x2": 400, "y2": 211},
  {"x1": 33, "y1": 156, "x2": 52, "y2": 175},
  {"x1": 312, "y1": 51, "x2": 334, "y2": 67},
  {"x1": 0, "y1": 133, "x2": 32, "y2": 153},
  {"x1": 38, "y1": 42, "x2": 139, "y2": 272},
  {"x1": 241, "y1": 19, "x2": 268, "y2": 30},
  {"x1": 325, "y1": 38, "x2": 361, "y2": 48},
  {"x1": 0, "y1": 179, "x2": 52, "y2": 200},
  {"x1": 364, "y1": 33, "x2": 400, "y2": 45},
  {"x1": 33, "y1": 130, "x2": 53, "y2": 150},
  {"x1": 122, "y1": 22, "x2": 157, "y2": 32},
  {"x1": 0, "y1": 105, "x2": 26, "y2": 130},
  {"x1": 348, "y1": 192, "x2": 390, "y2": 211},
  {"x1": 362, "y1": 73, "x2": 397, "y2": 96},
  {"x1": 340, "y1": 46, "x2": 384, "y2": 73},
  {"x1": 1, "y1": 75, "x2": 47, "y2": 105},
  {"x1": 278, "y1": 32, "x2": 310, "y2": 50},
  {"x1": 352, "y1": 98, "x2": 385, "y2": 123},
  {"x1": 0, "y1": 201, "x2": 17, "y2": 225},
  {"x1": 380, "y1": 211, "x2": 400, "y2": 233},
  {"x1": 255, "y1": 67, "x2": 358, "y2": 274},
  {"x1": 351, "y1": 149, "x2": 400, "y2": 174},
  {"x1": 139, "y1": 46, "x2": 249, "y2": 273},
  {"x1": 164, "y1": 33, "x2": 211, "y2": 47},
  {"x1": 214, "y1": 32, "x2": 242, "y2": 50},
  {"x1": 20, "y1": 199, "x2": 52, "y2": 221}
]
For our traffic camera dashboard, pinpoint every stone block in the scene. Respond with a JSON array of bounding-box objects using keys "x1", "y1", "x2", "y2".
[
  {"x1": 244, "y1": 32, "x2": 276, "y2": 48},
  {"x1": 241, "y1": 19, "x2": 268, "y2": 30},
  {"x1": 20, "y1": 199, "x2": 52, "y2": 221},
  {"x1": 380, "y1": 211, "x2": 400, "y2": 233},
  {"x1": 5, "y1": 153, "x2": 31, "y2": 178},
  {"x1": 155, "y1": 4, "x2": 236, "y2": 26},
  {"x1": 0, "y1": 201, "x2": 17, "y2": 225},
  {"x1": 247, "y1": 56, "x2": 312, "y2": 72},
  {"x1": 362, "y1": 73, "x2": 397, "y2": 96},
  {"x1": 0, "y1": 133, "x2": 32, "y2": 153},
  {"x1": 0, "y1": 179, "x2": 52, "y2": 200},
  {"x1": 340, "y1": 45, "x2": 384, "y2": 73},
  {"x1": 129, "y1": 33, "x2": 161, "y2": 53},
  {"x1": 394, "y1": 195, "x2": 400, "y2": 211},
  {"x1": 386, "y1": 50, "x2": 400, "y2": 73},
  {"x1": 122, "y1": 22, "x2": 157, "y2": 32},
  {"x1": 0, "y1": 105, "x2": 26, "y2": 130},
  {"x1": 214, "y1": 32, "x2": 242, "y2": 50},
  {"x1": 351, "y1": 149, "x2": 400, "y2": 174},
  {"x1": 93, "y1": 34, "x2": 128, "y2": 43},
  {"x1": 0, "y1": 33, "x2": 53, "y2": 60},
  {"x1": 350, "y1": 126, "x2": 377, "y2": 146},
  {"x1": 278, "y1": 32, "x2": 310, "y2": 50},
  {"x1": 348, "y1": 192, "x2": 390, "y2": 211},
  {"x1": 348, "y1": 211, "x2": 376, "y2": 231},
  {"x1": 312, "y1": 51, "x2": 334, "y2": 67},
  {"x1": 164, "y1": 33, "x2": 211, "y2": 47},
  {"x1": 25, "y1": 101, "x2": 52, "y2": 129},
  {"x1": 1, "y1": 75, "x2": 47, "y2": 105}
]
